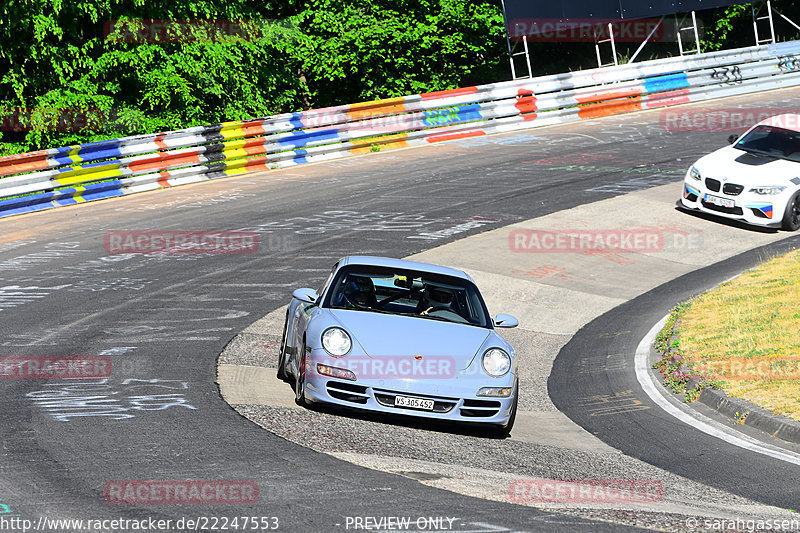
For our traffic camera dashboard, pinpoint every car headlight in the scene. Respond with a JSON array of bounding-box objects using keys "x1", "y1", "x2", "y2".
[
  {"x1": 482, "y1": 348, "x2": 511, "y2": 377},
  {"x1": 321, "y1": 327, "x2": 352, "y2": 357},
  {"x1": 689, "y1": 167, "x2": 702, "y2": 181},
  {"x1": 749, "y1": 186, "x2": 786, "y2": 195}
]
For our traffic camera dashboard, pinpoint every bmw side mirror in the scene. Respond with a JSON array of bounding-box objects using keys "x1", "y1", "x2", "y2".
[
  {"x1": 293, "y1": 288, "x2": 318, "y2": 304},
  {"x1": 728, "y1": 134, "x2": 739, "y2": 145},
  {"x1": 493, "y1": 313, "x2": 519, "y2": 328}
]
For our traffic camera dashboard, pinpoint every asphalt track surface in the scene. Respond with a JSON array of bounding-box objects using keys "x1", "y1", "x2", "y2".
[
  {"x1": 549, "y1": 234, "x2": 800, "y2": 511},
  {"x1": 1, "y1": 88, "x2": 799, "y2": 532}
]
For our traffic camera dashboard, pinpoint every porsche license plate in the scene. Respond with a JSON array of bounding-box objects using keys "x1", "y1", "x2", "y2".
[
  {"x1": 705, "y1": 194, "x2": 735, "y2": 208},
  {"x1": 394, "y1": 395, "x2": 434, "y2": 411}
]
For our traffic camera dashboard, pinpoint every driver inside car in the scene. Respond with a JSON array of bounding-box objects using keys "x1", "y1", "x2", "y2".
[
  {"x1": 418, "y1": 286, "x2": 454, "y2": 315},
  {"x1": 337, "y1": 276, "x2": 377, "y2": 309}
]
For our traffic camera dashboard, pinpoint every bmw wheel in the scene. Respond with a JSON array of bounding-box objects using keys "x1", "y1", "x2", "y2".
[{"x1": 782, "y1": 191, "x2": 800, "y2": 231}]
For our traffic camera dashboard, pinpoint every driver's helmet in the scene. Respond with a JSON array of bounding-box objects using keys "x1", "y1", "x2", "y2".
[
  {"x1": 341, "y1": 276, "x2": 375, "y2": 308},
  {"x1": 418, "y1": 285, "x2": 454, "y2": 313}
]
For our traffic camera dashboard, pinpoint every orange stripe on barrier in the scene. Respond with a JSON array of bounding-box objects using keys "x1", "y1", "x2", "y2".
[
  {"x1": 420, "y1": 87, "x2": 479, "y2": 100},
  {"x1": 349, "y1": 133, "x2": 409, "y2": 154},
  {"x1": 154, "y1": 135, "x2": 168, "y2": 151},
  {"x1": 241, "y1": 123, "x2": 268, "y2": 137},
  {"x1": 576, "y1": 88, "x2": 643, "y2": 119},
  {"x1": 0, "y1": 152, "x2": 51, "y2": 177},
  {"x1": 426, "y1": 130, "x2": 485, "y2": 143},
  {"x1": 128, "y1": 150, "x2": 202, "y2": 173},
  {"x1": 347, "y1": 98, "x2": 407, "y2": 121},
  {"x1": 241, "y1": 137, "x2": 269, "y2": 156}
]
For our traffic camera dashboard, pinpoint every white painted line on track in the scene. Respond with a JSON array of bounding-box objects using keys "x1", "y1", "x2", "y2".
[{"x1": 635, "y1": 315, "x2": 800, "y2": 466}]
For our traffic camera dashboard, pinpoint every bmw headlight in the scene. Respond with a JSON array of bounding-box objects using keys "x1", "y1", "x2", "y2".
[
  {"x1": 689, "y1": 167, "x2": 702, "y2": 181},
  {"x1": 482, "y1": 348, "x2": 511, "y2": 377},
  {"x1": 321, "y1": 327, "x2": 352, "y2": 357},
  {"x1": 749, "y1": 186, "x2": 786, "y2": 195}
]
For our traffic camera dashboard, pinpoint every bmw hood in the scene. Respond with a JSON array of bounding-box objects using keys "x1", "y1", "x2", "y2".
[
  {"x1": 327, "y1": 309, "x2": 490, "y2": 368},
  {"x1": 696, "y1": 146, "x2": 800, "y2": 185}
]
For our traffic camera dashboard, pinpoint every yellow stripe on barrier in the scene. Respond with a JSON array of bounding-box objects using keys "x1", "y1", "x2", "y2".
[
  {"x1": 53, "y1": 167, "x2": 124, "y2": 187},
  {"x1": 72, "y1": 186, "x2": 87, "y2": 203},
  {"x1": 220, "y1": 123, "x2": 247, "y2": 140}
]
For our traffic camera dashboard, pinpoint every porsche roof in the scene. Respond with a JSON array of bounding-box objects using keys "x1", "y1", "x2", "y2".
[{"x1": 338, "y1": 256, "x2": 473, "y2": 282}]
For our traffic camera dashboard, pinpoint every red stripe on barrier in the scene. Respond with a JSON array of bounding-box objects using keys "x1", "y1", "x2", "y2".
[
  {"x1": 154, "y1": 135, "x2": 168, "y2": 151},
  {"x1": 128, "y1": 150, "x2": 202, "y2": 174},
  {"x1": 576, "y1": 88, "x2": 643, "y2": 119},
  {"x1": 420, "y1": 87, "x2": 479, "y2": 100},
  {"x1": 157, "y1": 171, "x2": 170, "y2": 187},
  {"x1": 0, "y1": 152, "x2": 51, "y2": 177},
  {"x1": 426, "y1": 130, "x2": 485, "y2": 143},
  {"x1": 515, "y1": 89, "x2": 538, "y2": 120},
  {"x1": 645, "y1": 88, "x2": 691, "y2": 108}
]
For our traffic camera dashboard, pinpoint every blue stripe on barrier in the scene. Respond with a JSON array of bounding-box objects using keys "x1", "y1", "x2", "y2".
[
  {"x1": 644, "y1": 73, "x2": 690, "y2": 93},
  {"x1": 292, "y1": 149, "x2": 309, "y2": 165},
  {"x1": 423, "y1": 104, "x2": 482, "y2": 127},
  {"x1": 278, "y1": 129, "x2": 340, "y2": 148},
  {"x1": 288, "y1": 113, "x2": 304, "y2": 131}
]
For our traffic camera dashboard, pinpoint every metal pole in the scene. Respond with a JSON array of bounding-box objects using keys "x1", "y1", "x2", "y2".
[
  {"x1": 609, "y1": 22, "x2": 619, "y2": 65},
  {"x1": 499, "y1": 0, "x2": 517, "y2": 79},
  {"x1": 753, "y1": 4, "x2": 760, "y2": 45},
  {"x1": 629, "y1": 16, "x2": 664, "y2": 63},
  {"x1": 691, "y1": 11, "x2": 700, "y2": 53},
  {"x1": 522, "y1": 34, "x2": 532, "y2": 78},
  {"x1": 768, "y1": 0, "x2": 777, "y2": 44},
  {"x1": 676, "y1": 15, "x2": 685, "y2": 55}
]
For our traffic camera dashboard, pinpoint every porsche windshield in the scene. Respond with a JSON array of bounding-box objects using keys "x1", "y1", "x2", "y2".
[
  {"x1": 734, "y1": 125, "x2": 800, "y2": 162},
  {"x1": 324, "y1": 266, "x2": 491, "y2": 328}
]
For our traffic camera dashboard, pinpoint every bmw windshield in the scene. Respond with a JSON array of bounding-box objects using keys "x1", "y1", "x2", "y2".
[
  {"x1": 323, "y1": 265, "x2": 491, "y2": 328},
  {"x1": 733, "y1": 125, "x2": 800, "y2": 162}
]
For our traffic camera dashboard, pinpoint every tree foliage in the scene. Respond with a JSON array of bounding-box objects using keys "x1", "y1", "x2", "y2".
[{"x1": 0, "y1": 0, "x2": 505, "y2": 154}]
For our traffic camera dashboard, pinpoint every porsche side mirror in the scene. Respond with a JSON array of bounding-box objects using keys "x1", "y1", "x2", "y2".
[
  {"x1": 493, "y1": 313, "x2": 519, "y2": 328},
  {"x1": 728, "y1": 134, "x2": 739, "y2": 145},
  {"x1": 293, "y1": 288, "x2": 318, "y2": 304}
]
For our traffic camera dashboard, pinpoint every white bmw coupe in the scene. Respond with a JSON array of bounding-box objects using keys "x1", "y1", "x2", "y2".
[{"x1": 680, "y1": 114, "x2": 800, "y2": 230}]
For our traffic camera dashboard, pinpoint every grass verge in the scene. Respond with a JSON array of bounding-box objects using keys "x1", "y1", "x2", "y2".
[{"x1": 653, "y1": 249, "x2": 800, "y2": 421}]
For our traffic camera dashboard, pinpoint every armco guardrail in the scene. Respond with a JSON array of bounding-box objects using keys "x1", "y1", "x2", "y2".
[{"x1": 2, "y1": 40, "x2": 800, "y2": 219}]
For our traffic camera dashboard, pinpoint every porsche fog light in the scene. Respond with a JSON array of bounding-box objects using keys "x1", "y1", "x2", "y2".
[
  {"x1": 477, "y1": 387, "x2": 512, "y2": 397},
  {"x1": 321, "y1": 327, "x2": 352, "y2": 357},
  {"x1": 749, "y1": 186, "x2": 786, "y2": 195},
  {"x1": 689, "y1": 167, "x2": 702, "y2": 181},
  {"x1": 482, "y1": 348, "x2": 511, "y2": 377}
]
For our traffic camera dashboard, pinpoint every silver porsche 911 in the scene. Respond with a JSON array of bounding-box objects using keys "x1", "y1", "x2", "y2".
[{"x1": 277, "y1": 256, "x2": 519, "y2": 435}]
